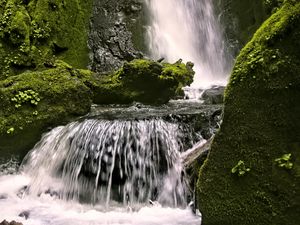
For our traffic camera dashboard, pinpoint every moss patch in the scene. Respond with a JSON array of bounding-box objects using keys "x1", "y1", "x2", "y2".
[
  {"x1": 0, "y1": 62, "x2": 92, "y2": 158},
  {"x1": 197, "y1": 1, "x2": 300, "y2": 225},
  {"x1": 88, "y1": 59, "x2": 195, "y2": 104},
  {"x1": 0, "y1": 0, "x2": 93, "y2": 79}
]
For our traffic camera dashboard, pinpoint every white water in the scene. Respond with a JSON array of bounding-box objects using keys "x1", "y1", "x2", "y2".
[
  {"x1": 146, "y1": 0, "x2": 231, "y2": 89},
  {"x1": 0, "y1": 119, "x2": 201, "y2": 224}
]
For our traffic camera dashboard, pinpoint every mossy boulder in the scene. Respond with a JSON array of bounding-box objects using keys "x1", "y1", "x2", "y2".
[
  {"x1": 0, "y1": 0, "x2": 93, "y2": 79},
  {"x1": 0, "y1": 62, "x2": 92, "y2": 158},
  {"x1": 197, "y1": 1, "x2": 300, "y2": 225},
  {"x1": 88, "y1": 59, "x2": 194, "y2": 104}
]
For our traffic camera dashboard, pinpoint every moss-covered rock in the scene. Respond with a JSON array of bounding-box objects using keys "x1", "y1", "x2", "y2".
[
  {"x1": 0, "y1": 0, "x2": 93, "y2": 79},
  {"x1": 0, "y1": 59, "x2": 194, "y2": 156},
  {"x1": 197, "y1": 1, "x2": 300, "y2": 225},
  {"x1": 0, "y1": 62, "x2": 92, "y2": 158},
  {"x1": 88, "y1": 59, "x2": 194, "y2": 104}
]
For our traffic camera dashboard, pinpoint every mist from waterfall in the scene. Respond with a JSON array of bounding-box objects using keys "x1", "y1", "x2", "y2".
[{"x1": 146, "y1": 0, "x2": 232, "y2": 89}]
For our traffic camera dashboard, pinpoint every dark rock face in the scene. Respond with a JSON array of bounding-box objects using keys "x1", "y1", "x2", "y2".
[
  {"x1": 88, "y1": 0, "x2": 148, "y2": 73},
  {"x1": 197, "y1": 1, "x2": 300, "y2": 225},
  {"x1": 215, "y1": 0, "x2": 283, "y2": 57}
]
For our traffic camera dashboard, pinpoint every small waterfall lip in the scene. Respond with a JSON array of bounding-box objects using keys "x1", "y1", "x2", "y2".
[
  {"x1": 83, "y1": 101, "x2": 223, "y2": 121},
  {"x1": 20, "y1": 118, "x2": 191, "y2": 208}
]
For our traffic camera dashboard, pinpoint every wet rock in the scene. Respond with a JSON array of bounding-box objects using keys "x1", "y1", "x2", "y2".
[
  {"x1": 89, "y1": 0, "x2": 147, "y2": 73},
  {"x1": 0, "y1": 220, "x2": 23, "y2": 225},
  {"x1": 200, "y1": 86, "x2": 225, "y2": 104},
  {"x1": 0, "y1": 194, "x2": 8, "y2": 200},
  {"x1": 18, "y1": 211, "x2": 30, "y2": 220}
]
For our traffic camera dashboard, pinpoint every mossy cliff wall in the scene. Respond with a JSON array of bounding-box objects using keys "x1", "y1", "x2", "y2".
[
  {"x1": 0, "y1": 0, "x2": 94, "y2": 79},
  {"x1": 197, "y1": 1, "x2": 300, "y2": 225},
  {"x1": 216, "y1": 0, "x2": 284, "y2": 55}
]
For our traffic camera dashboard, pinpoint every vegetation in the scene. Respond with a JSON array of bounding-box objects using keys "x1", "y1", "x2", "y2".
[
  {"x1": 0, "y1": 0, "x2": 94, "y2": 79},
  {"x1": 275, "y1": 153, "x2": 293, "y2": 169},
  {"x1": 197, "y1": 1, "x2": 300, "y2": 224},
  {"x1": 231, "y1": 160, "x2": 251, "y2": 177},
  {"x1": 89, "y1": 59, "x2": 194, "y2": 104}
]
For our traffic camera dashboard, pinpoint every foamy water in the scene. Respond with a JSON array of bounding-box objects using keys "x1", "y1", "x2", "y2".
[{"x1": 0, "y1": 119, "x2": 201, "y2": 224}]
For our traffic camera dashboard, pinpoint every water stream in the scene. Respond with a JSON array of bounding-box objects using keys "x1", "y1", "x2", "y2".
[
  {"x1": 0, "y1": 118, "x2": 202, "y2": 224},
  {"x1": 146, "y1": 0, "x2": 231, "y2": 90}
]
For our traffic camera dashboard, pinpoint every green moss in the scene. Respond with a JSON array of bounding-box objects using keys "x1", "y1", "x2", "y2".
[
  {"x1": 89, "y1": 59, "x2": 194, "y2": 104},
  {"x1": 275, "y1": 153, "x2": 293, "y2": 169},
  {"x1": 0, "y1": 0, "x2": 94, "y2": 79},
  {"x1": 197, "y1": 1, "x2": 300, "y2": 225},
  {"x1": 0, "y1": 61, "x2": 92, "y2": 157}
]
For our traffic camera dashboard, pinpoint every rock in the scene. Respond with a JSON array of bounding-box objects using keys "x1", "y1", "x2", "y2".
[
  {"x1": 216, "y1": 0, "x2": 281, "y2": 56},
  {"x1": 0, "y1": 220, "x2": 23, "y2": 225},
  {"x1": 88, "y1": 59, "x2": 195, "y2": 104},
  {"x1": 197, "y1": 1, "x2": 300, "y2": 225},
  {"x1": 200, "y1": 86, "x2": 225, "y2": 104},
  {"x1": 0, "y1": 62, "x2": 92, "y2": 158},
  {"x1": 18, "y1": 211, "x2": 30, "y2": 220},
  {"x1": 88, "y1": 0, "x2": 147, "y2": 73}
]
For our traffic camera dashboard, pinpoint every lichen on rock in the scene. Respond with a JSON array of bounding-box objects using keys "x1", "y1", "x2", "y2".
[{"x1": 197, "y1": 1, "x2": 300, "y2": 225}]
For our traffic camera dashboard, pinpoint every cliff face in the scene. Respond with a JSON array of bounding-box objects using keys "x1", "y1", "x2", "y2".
[
  {"x1": 197, "y1": 1, "x2": 300, "y2": 225},
  {"x1": 216, "y1": 0, "x2": 283, "y2": 56},
  {"x1": 88, "y1": 0, "x2": 148, "y2": 73}
]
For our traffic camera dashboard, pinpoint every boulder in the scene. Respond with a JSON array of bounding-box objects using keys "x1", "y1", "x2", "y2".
[
  {"x1": 197, "y1": 1, "x2": 300, "y2": 225},
  {"x1": 200, "y1": 86, "x2": 225, "y2": 104},
  {"x1": 0, "y1": 62, "x2": 92, "y2": 158},
  {"x1": 88, "y1": 59, "x2": 194, "y2": 104}
]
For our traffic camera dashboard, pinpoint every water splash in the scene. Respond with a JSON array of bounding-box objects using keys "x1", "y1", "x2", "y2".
[
  {"x1": 146, "y1": 0, "x2": 231, "y2": 89},
  {"x1": 21, "y1": 119, "x2": 188, "y2": 208}
]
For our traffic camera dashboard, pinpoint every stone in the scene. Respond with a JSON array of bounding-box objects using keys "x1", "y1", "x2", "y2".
[
  {"x1": 200, "y1": 85, "x2": 225, "y2": 104},
  {"x1": 196, "y1": 1, "x2": 300, "y2": 225}
]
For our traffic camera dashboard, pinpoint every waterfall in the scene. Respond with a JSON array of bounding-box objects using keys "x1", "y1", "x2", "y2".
[
  {"x1": 21, "y1": 119, "x2": 188, "y2": 208},
  {"x1": 146, "y1": 0, "x2": 231, "y2": 89}
]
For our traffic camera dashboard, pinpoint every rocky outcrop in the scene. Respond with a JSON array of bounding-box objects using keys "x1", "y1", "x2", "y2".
[
  {"x1": 88, "y1": 0, "x2": 147, "y2": 73},
  {"x1": 197, "y1": 1, "x2": 300, "y2": 225}
]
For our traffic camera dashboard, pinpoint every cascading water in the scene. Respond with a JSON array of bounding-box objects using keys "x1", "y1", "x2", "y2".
[
  {"x1": 146, "y1": 0, "x2": 232, "y2": 90},
  {"x1": 0, "y1": 119, "x2": 201, "y2": 224}
]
